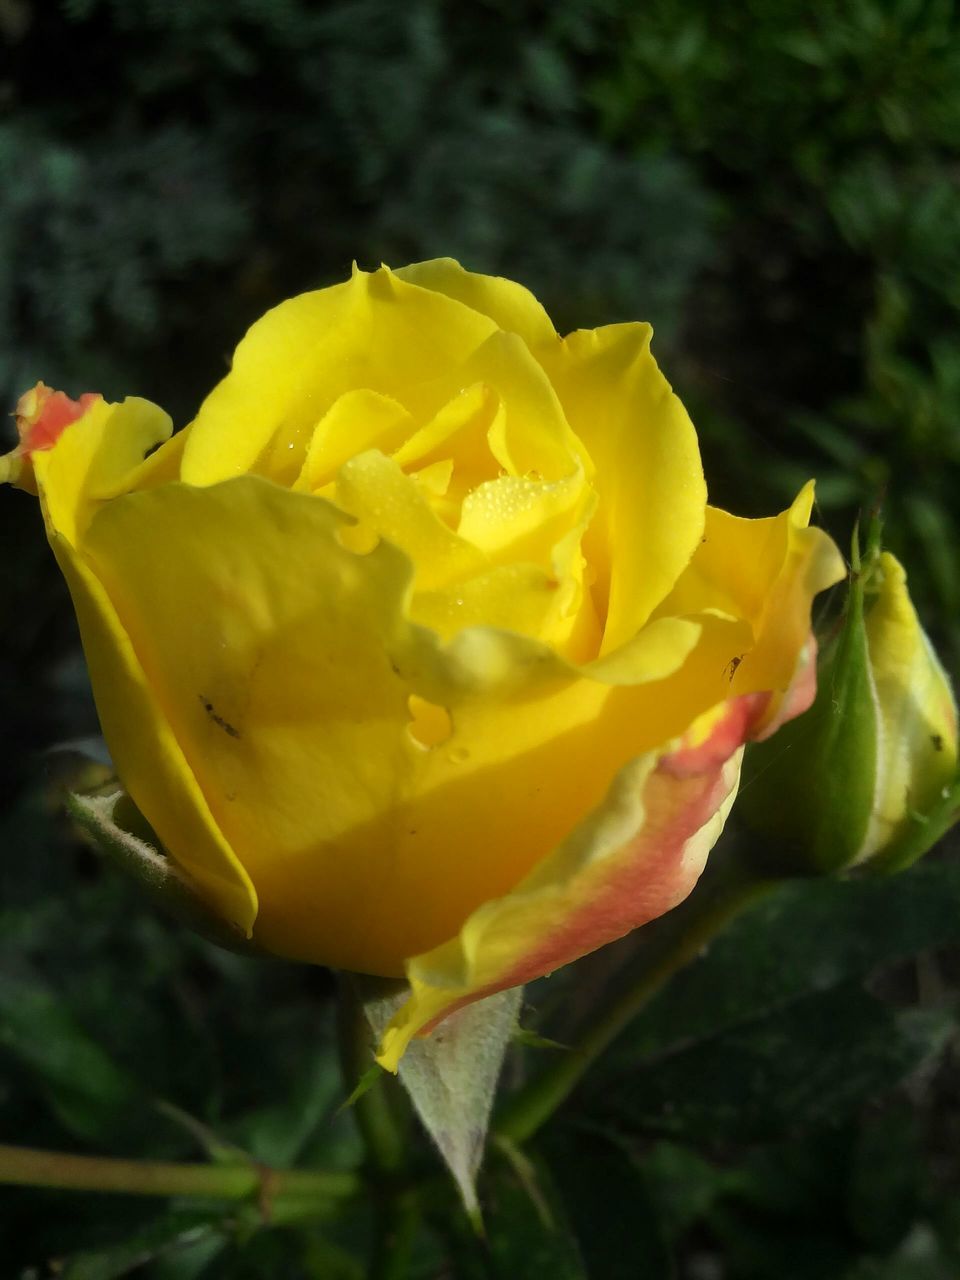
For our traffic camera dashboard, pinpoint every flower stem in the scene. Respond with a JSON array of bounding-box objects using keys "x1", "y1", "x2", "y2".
[
  {"x1": 336, "y1": 976, "x2": 409, "y2": 1177},
  {"x1": 336, "y1": 976, "x2": 421, "y2": 1280},
  {"x1": 369, "y1": 1188, "x2": 420, "y2": 1280},
  {"x1": 0, "y1": 1142, "x2": 358, "y2": 1206},
  {"x1": 495, "y1": 858, "x2": 779, "y2": 1145}
]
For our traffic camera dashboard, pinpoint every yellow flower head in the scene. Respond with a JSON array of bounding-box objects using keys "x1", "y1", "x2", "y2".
[{"x1": 3, "y1": 260, "x2": 844, "y2": 1067}]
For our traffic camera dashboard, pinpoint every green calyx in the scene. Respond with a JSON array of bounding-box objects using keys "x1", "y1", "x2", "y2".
[{"x1": 67, "y1": 788, "x2": 260, "y2": 954}]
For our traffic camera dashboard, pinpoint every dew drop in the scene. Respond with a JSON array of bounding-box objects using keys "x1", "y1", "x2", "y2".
[
  {"x1": 407, "y1": 694, "x2": 453, "y2": 749},
  {"x1": 448, "y1": 745, "x2": 471, "y2": 764}
]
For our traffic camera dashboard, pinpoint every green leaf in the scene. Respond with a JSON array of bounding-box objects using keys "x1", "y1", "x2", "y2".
[
  {"x1": 484, "y1": 1154, "x2": 587, "y2": 1279},
  {"x1": 441, "y1": 1150, "x2": 587, "y2": 1280},
  {"x1": 547, "y1": 1128, "x2": 674, "y2": 1279},
  {"x1": 225, "y1": 1038, "x2": 344, "y2": 1167},
  {"x1": 847, "y1": 1104, "x2": 923, "y2": 1252},
  {"x1": 592, "y1": 985, "x2": 953, "y2": 1144},
  {"x1": 604, "y1": 857, "x2": 960, "y2": 1069},
  {"x1": 0, "y1": 967, "x2": 141, "y2": 1143},
  {"x1": 55, "y1": 1210, "x2": 228, "y2": 1280},
  {"x1": 640, "y1": 1139, "x2": 749, "y2": 1241}
]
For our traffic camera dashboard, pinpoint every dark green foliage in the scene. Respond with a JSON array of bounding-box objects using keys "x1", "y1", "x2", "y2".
[
  {"x1": 538, "y1": 849, "x2": 960, "y2": 1279},
  {"x1": 2, "y1": 0, "x2": 960, "y2": 1276},
  {"x1": 592, "y1": 0, "x2": 960, "y2": 663},
  {"x1": 2, "y1": 0, "x2": 714, "y2": 424}
]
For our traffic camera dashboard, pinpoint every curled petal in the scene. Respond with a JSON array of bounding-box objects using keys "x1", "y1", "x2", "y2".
[
  {"x1": 861, "y1": 552, "x2": 958, "y2": 860},
  {"x1": 376, "y1": 703, "x2": 747, "y2": 1071},
  {"x1": 656, "y1": 480, "x2": 846, "y2": 732},
  {"x1": 393, "y1": 258, "x2": 557, "y2": 349},
  {"x1": 180, "y1": 266, "x2": 500, "y2": 487},
  {"x1": 42, "y1": 531, "x2": 258, "y2": 934},
  {"x1": 537, "y1": 324, "x2": 707, "y2": 652}
]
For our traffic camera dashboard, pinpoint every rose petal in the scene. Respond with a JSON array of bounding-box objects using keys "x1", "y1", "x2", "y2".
[
  {"x1": 393, "y1": 258, "x2": 557, "y2": 349},
  {"x1": 537, "y1": 324, "x2": 707, "y2": 653},
  {"x1": 376, "y1": 705, "x2": 747, "y2": 1071},
  {"x1": 31, "y1": 476, "x2": 258, "y2": 936},
  {"x1": 295, "y1": 389, "x2": 414, "y2": 492},
  {"x1": 180, "y1": 265, "x2": 500, "y2": 488},
  {"x1": 860, "y1": 552, "x2": 959, "y2": 859},
  {"x1": 23, "y1": 396, "x2": 175, "y2": 542},
  {"x1": 656, "y1": 481, "x2": 846, "y2": 732},
  {"x1": 75, "y1": 478, "x2": 705, "y2": 976}
]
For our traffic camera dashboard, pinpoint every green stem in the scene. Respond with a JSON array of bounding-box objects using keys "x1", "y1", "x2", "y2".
[
  {"x1": 336, "y1": 977, "x2": 421, "y2": 1280},
  {"x1": 369, "y1": 1189, "x2": 420, "y2": 1280},
  {"x1": 0, "y1": 1142, "x2": 358, "y2": 1205},
  {"x1": 336, "y1": 976, "x2": 408, "y2": 1176},
  {"x1": 495, "y1": 860, "x2": 779, "y2": 1145}
]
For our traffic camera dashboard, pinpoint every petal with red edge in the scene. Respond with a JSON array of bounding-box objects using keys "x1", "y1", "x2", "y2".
[{"x1": 376, "y1": 701, "x2": 747, "y2": 1071}]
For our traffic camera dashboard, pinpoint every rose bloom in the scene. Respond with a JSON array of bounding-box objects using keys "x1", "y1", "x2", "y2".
[{"x1": 2, "y1": 260, "x2": 843, "y2": 1067}]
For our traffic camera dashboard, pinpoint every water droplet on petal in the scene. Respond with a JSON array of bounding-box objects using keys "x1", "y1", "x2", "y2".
[{"x1": 406, "y1": 694, "x2": 453, "y2": 749}]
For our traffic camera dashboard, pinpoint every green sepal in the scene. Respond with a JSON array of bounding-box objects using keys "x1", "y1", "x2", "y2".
[
  {"x1": 741, "y1": 523, "x2": 879, "y2": 874},
  {"x1": 67, "y1": 789, "x2": 260, "y2": 954},
  {"x1": 362, "y1": 981, "x2": 523, "y2": 1218},
  {"x1": 512, "y1": 1027, "x2": 570, "y2": 1053},
  {"x1": 335, "y1": 1062, "x2": 384, "y2": 1115}
]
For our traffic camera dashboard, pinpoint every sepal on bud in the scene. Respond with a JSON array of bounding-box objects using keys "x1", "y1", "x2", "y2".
[
  {"x1": 742, "y1": 522, "x2": 958, "y2": 873},
  {"x1": 361, "y1": 978, "x2": 522, "y2": 1218},
  {"x1": 68, "y1": 788, "x2": 259, "y2": 953}
]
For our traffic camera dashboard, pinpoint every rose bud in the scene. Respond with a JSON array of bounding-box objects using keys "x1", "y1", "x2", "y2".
[
  {"x1": 2, "y1": 260, "x2": 844, "y2": 1067},
  {"x1": 742, "y1": 528, "x2": 958, "y2": 874}
]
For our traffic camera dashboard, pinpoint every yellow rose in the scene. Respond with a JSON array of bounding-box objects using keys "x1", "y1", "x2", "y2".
[{"x1": 2, "y1": 260, "x2": 844, "y2": 1068}]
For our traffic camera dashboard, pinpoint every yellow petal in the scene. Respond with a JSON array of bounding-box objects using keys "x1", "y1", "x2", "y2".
[
  {"x1": 397, "y1": 330, "x2": 589, "y2": 488},
  {"x1": 377, "y1": 724, "x2": 744, "y2": 1070},
  {"x1": 393, "y1": 258, "x2": 557, "y2": 348},
  {"x1": 13, "y1": 395, "x2": 256, "y2": 932},
  {"x1": 861, "y1": 552, "x2": 959, "y2": 857},
  {"x1": 457, "y1": 467, "x2": 587, "y2": 564},
  {"x1": 180, "y1": 266, "x2": 499, "y2": 488},
  {"x1": 36, "y1": 527, "x2": 257, "y2": 935},
  {"x1": 295, "y1": 390, "x2": 414, "y2": 492},
  {"x1": 658, "y1": 482, "x2": 847, "y2": 729},
  {"x1": 391, "y1": 382, "x2": 500, "y2": 478},
  {"x1": 31, "y1": 396, "x2": 173, "y2": 545},
  {"x1": 460, "y1": 330, "x2": 589, "y2": 483},
  {"x1": 410, "y1": 562, "x2": 583, "y2": 649},
  {"x1": 333, "y1": 449, "x2": 484, "y2": 592},
  {"x1": 537, "y1": 324, "x2": 707, "y2": 653},
  {"x1": 78, "y1": 477, "x2": 708, "y2": 978}
]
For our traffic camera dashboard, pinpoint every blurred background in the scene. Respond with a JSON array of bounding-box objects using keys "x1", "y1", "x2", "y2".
[{"x1": 2, "y1": 2, "x2": 960, "y2": 1277}]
